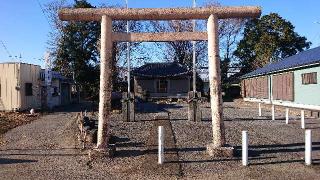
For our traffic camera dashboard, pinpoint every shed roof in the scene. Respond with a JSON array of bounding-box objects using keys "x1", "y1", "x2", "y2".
[
  {"x1": 132, "y1": 62, "x2": 191, "y2": 78},
  {"x1": 242, "y1": 46, "x2": 320, "y2": 79}
]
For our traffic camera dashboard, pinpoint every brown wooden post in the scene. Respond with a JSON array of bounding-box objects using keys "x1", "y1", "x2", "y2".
[
  {"x1": 206, "y1": 14, "x2": 232, "y2": 157},
  {"x1": 96, "y1": 15, "x2": 113, "y2": 150}
]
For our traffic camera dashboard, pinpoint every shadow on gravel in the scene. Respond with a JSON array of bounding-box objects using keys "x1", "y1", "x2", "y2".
[
  {"x1": 136, "y1": 102, "x2": 183, "y2": 113},
  {"x1": 234, "y1": 142, "x2": 320, "y2": 157},
  {"x1": 115, "y1": 149, "x2": 145, "y2": 157},
  {"x1": 114, "y1": 147, "x2": 206, "y2": 158},
  {"x1": 223, "y1": 117, "x2": 285, "y2": 121},
  {"x1": 201, "y1": 117, "x2": 285, "y2": 122},
  {"x1": 138, "y1": 118, "x2": 188, "y2": 122},
  {"x1": 170, "y1": 118, "x2": 188, "y2": 121},
  {"x1": 173, "y1": 147, "x2": 206, "y2": 152},
  {"x1": 116, "y1": 142, "x2": 145, "y2": 148},
  {"x1": 248, "y1": 142, "x2": 320, "y2": 149},
  {"x1": 313, "y1": 159, "x2": 320, "y2": 165},
  {"x1": 110, "y1": 136, "x2": 145, "y2": 148},
  {"x1": 248, "y1": 159, "x2": 320, "y2": 166},
  {"x1": 166, "y1": 157, "x2": 274, "y2": 164},
  {"x1": 0, "y1": 148, "x2": 81, "y2": 151},
  {"x1": 0, "y1": 158, "x2": 37, "y2": 165},
  {"x1": 52, "y1": 103, "x2": 94, "y2": 113},
  {"x1": 308, "y1": 127, "x2": 320, "y2": 129},
  {"x1": 249, "y1": 159, "x2": 304, "y2": 166},
  {"x1": 0, "y1": 153, "x2": 85, "y2": 157}
]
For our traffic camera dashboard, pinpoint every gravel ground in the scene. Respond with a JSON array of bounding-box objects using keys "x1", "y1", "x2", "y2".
[
  {"x1": 171, "y1": 102, "x2": 320, "y2": 179},
  {"x1": 0, "y1": 101, "x2": 319, "y2": 179}
]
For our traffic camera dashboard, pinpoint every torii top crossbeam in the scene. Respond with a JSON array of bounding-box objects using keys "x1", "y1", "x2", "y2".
[{"x1": 59, "y1": 6, "x2": 261, "y2": 21}]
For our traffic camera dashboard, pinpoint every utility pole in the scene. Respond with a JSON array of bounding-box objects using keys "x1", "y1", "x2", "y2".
[
  {"x1": 126, "y1": 0, "x2": 130, "y2": 95},
  {"x1": 123, "y1": 0, "x2": 134, "y2": 122},
  {"x1": 192, "y1": 0, "x2": 197, "y2": 93},
  {"x1": 44, "y1": 51, "x2": 53, "y2": 109}
]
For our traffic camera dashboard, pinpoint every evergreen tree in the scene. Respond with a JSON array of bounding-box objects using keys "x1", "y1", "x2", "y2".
[{"x1": 234, "y1": 13, "x2": 311, "y2": 75}]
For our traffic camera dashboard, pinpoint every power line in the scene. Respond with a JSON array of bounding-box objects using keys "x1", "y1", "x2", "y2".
[
  {"x1": 35, "y1": 0, "x2": 53, "y2": 29},
  {"x1": 125, "y1": 0, "x2": 131, "y2": 94},
  {"x1": 0, "y1": 40, "x2": 13, "y2": 59}
]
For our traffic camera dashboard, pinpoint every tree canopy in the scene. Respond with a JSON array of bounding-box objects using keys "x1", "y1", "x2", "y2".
[
  {"x1": 234, "y1": 13, "x2": 311, "y2": 75},
  {"x1": 47, "y1": 0, "x2": 100, "y2": 98}
]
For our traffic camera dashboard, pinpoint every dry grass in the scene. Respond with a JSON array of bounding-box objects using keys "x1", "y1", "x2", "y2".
[{"x1": 0, "y1": 112, "x2": 39, "y2": 145}]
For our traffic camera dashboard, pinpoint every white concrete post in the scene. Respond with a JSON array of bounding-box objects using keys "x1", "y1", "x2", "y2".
[
  {"x1": 207, "y1": 14, "x2": 225, "y2": 147},
  {"x1": 271, "y1": 104, "x2": 275, "y2": 121},
  {"x1": 97, "y1": 15, "x2": 113, "y2": 150},
  {"x1": 242, "y1": 131, "x2": 248, "y2": 166},
  {"x1": 305, "y1": 129, "x2": 312, "y2": 165},
  {"x1": 158, "y1": 126, "x2": 164, "y2": 164},
  {"x1": 285, "y1": 108, "x2": 289, "y2": 124},
  {"x1": 301, "y1": 110, "x2": 305, "y2": 129},
  {"x1": 258, "y1": 103, "x2": 262, "y2": 117}
]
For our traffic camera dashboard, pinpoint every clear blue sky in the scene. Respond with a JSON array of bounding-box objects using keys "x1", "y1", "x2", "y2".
[{"x1": 1, "y1": 0, "x2": 320, "y2": 68}]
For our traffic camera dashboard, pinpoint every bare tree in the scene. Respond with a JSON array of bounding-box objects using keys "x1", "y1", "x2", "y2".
[
  {"x1": 148, "y1": 2, "x2": 246, "y2": 69},
  {"x1": 204, "y1": 1, "x2": 247, "y2": 83},
  {"x1": 149, "y1": 20, "x2": 208, "y2": 68},
  {"x1": 45, "y1": 0, "x2": 144, "y2": 95}
]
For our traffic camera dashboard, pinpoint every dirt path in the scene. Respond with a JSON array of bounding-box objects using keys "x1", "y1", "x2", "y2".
[
  {"x1": 139, "y1": 119, "x2": 182, "y2": 178},
  {"x1": 0, "y1": 103, "x2": 109, "y2": 179}
]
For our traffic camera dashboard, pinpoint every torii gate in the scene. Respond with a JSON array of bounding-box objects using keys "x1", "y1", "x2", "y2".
[{"x1": 59, "y1": 6, "x2": 261, "y2": 156}]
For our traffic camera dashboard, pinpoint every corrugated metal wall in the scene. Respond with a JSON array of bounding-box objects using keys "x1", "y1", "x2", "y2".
[
  {"x1": 242, "y1": 76, "x2": 269, "y2": 99},
  {"x1": 0, "y1": 63, "x2": 19, "y2": 110},
  {"x1": 0, "y1": 63, "x2": 41, "y2": 111},
  {"x1": 272, "y1": 72, "x2": 294, "y2": 101},
  {"x1": 19, "y1": 63, "x2": 41, "y2": 110}
]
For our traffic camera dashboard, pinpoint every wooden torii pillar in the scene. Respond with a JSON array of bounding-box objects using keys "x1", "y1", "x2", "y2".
[{"x1": 59, "y1": 6, "x2": 261, "y2": 156}]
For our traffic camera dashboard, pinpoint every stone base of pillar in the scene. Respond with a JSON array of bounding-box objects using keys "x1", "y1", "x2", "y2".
[
  {"x1": 206, "y1": 143, "x2": 234, "y2": 157},
  {"x1": 90, "y1": 144, "x2": 116, "y2": 159},
  {"x1": 188, "y1": 91, "x2": 202, "y2": 122},
  {"x1": 122, "y1": 92, "x2": 135, "y2": 122}
]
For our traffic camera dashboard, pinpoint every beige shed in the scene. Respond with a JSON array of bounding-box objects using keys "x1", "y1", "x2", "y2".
[{"x1": 0, "y1": 62, "x2": 41, "y2": 111}]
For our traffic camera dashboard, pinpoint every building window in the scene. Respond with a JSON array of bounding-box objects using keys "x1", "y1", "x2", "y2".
[
  {"x1": 157, "y1": 79, "x2": 168, "y2": 93},
  {"x1": 302, "y1": 72, "x2": 317, "y2": 85},
  {"x1": 25, "y1": 83, "x2": 33, "y2": 96}
]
